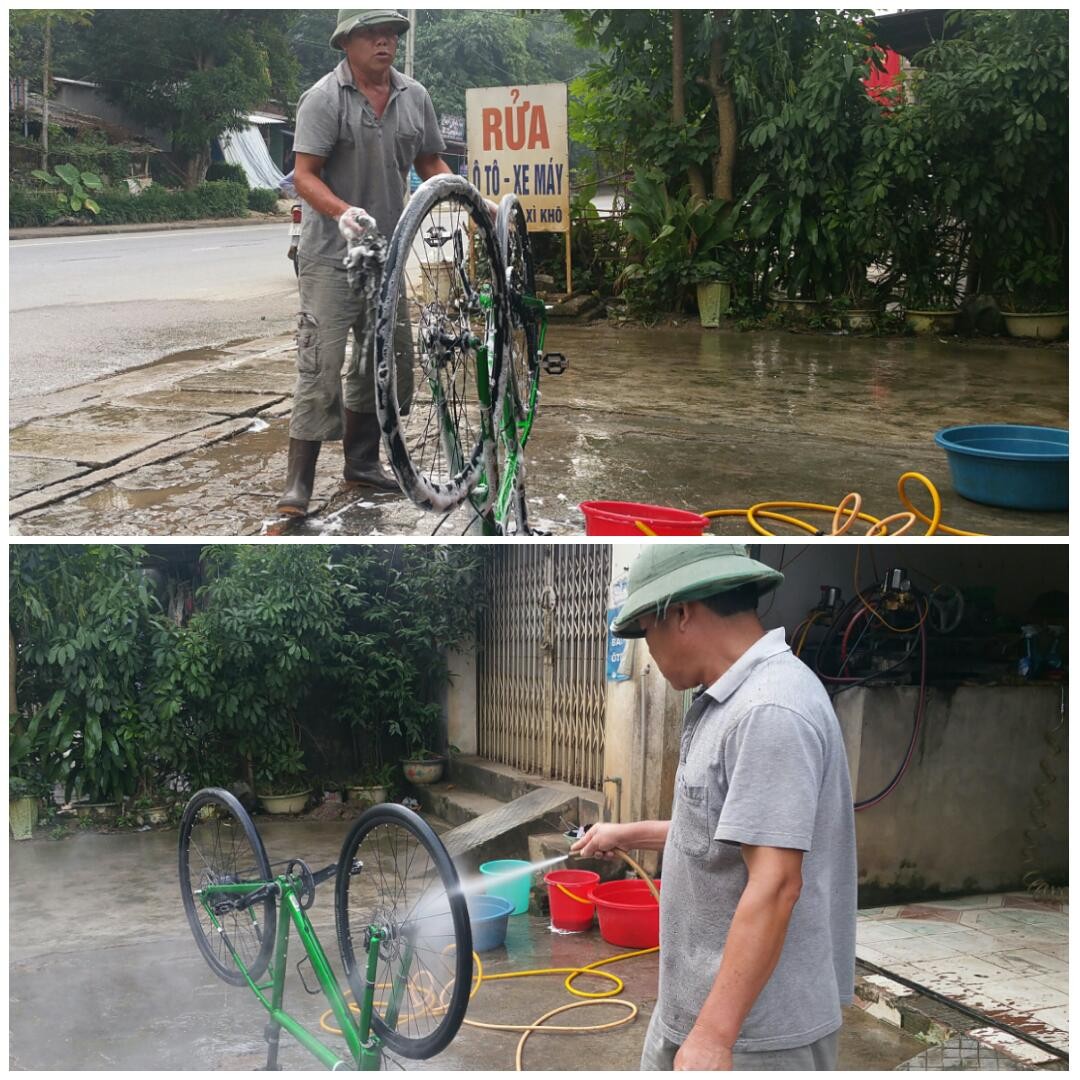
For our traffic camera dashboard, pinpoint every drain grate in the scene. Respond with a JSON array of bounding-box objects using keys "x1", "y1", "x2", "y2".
[{"x1": 895, "y1": 1035, "x2": 1027, "y2": 1071}]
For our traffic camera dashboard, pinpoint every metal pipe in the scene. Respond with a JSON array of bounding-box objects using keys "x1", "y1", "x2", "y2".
[{"x1": 602, "y1": 776, "x2": 622, "y2": 824}]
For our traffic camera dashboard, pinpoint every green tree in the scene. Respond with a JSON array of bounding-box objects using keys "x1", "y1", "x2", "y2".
[
  {"x1": 9, "y1": 9, "x2": 94, "y2": 169},
  {"x1": 79, "y1": 11, "x2": 297, "y2": 188},
  {"x1": 911, "y1": 10, "x2": 1068, "y2": 308},
  {"x1": 10, "y1": 545, "x2": 170, "y2": 804}
]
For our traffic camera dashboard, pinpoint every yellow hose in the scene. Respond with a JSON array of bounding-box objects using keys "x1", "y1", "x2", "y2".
[{"x1": 690, "y1": 472, "x2": 987, "y2": 537}]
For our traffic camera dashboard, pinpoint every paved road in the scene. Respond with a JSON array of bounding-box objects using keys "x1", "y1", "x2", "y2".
[{"x1": 9, "y1": 224, "x2": 300, "y2": 400}]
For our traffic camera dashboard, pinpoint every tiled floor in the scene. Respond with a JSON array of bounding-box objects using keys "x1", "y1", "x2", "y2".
[{"x1": 857, "y1": 892, "x2": 1068, "y2": 1058}]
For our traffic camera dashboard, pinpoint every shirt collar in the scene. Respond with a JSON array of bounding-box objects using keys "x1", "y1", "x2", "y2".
[
  {"x1": 335, "y1": 60, "x2": 406, "y2": 94},
  {"x1": 701, "y1": 627, "x2": 791, "y2": 707}
]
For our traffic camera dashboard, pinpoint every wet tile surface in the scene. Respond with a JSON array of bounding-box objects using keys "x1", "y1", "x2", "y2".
[{"x1": 857, "y1": 891, "x2": 1068, "y2": 1054}]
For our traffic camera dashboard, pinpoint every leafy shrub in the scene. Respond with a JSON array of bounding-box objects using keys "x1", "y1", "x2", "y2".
[
  {"x1": 247, "y1": 187, "x2": 281, "y2": 213},
  {"x1": 206, "y1": 161, "x2": 250, "y2": 187},
  {"x1": 9, "y1": 190, "x2": 63, "y2": 227}
]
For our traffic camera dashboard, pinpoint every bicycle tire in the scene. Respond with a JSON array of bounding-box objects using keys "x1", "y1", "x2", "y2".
[
  {"x1": 376, "y1": 175, "x2": 506, "y2": 513},
  {"x1": 178, "y1": 787, "x2": 276, "y2": 986},
  {"x1": 334, "y1": 803, "x2": 473, "y2": 1060},
  {"x1": 496, "y1": 194, "x2": 540, "y2": 425}
]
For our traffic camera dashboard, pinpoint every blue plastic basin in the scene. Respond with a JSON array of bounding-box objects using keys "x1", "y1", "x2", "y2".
[
  {"x1": 934, "y1": 425, "x2": 1068, "y2": 511},
  {"x1": 467, "y1": 894, "x2": 514, "y2": 952}
]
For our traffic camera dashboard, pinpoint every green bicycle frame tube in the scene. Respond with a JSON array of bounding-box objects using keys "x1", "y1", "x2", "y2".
[{"x1": 200, "y1": 877, "x2": 383, "y2": 1071}]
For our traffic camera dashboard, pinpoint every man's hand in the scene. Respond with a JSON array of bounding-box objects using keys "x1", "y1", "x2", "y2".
[
  {"x1": 674, "y1": 1026, "x2": 734, "y2": 1071},
  {"x1": 338, "y1": 206, "x2": 378, "y2": 242},
  {"x1": 569, "y1": 822, "x2": 627, "y2": 860}
]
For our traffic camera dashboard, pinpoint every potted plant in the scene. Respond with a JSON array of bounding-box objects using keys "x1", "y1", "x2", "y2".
[
  {"x1": 401, "y1": 750, "x2": 447, "y2": 786},
  {"x1": 257, "y1": 773, "x2": 312, "y2": 815},
  {"x1": 10, "y1": 770, "x2": 49, "y2": 841},
  {"x1": 692, "y1": 259, "x2": 734, "y2": 329},
  {"x1": 997, "y1": 254, "x2": 1068, "y2": 340},
  {"x1": 128, "y1": 791, "x2": 174, "y2": 827},
  {"x1": 902, "y1": 278, "x2": 960, "y2": 335},
  {"x1": 347, "y1": 762, "x2": 398, "y2": 807}
]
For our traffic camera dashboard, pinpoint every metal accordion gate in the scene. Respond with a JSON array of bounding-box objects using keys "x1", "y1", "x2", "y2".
[{"x1": 478, "y1": 545, "x2": 610, "y2": 791}]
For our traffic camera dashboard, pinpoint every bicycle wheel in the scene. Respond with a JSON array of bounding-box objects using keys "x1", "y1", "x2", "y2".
[
  {"x1": 496, "y1": 194, "x2": 540, "y2": 425},
  {"x1": 179, "y1": 787, "x2": 276, "y2": 986},
  {"x1": 334, "y1": 803, "x2": 472, "y2": 1060},
  {"x1": 376, "y1": 175, "x2": 506, "y2": 513}
]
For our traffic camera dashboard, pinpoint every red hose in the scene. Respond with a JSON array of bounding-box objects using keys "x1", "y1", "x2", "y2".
[{"x1": 855, "y1": 605, "x2": 928, "y2": 811}]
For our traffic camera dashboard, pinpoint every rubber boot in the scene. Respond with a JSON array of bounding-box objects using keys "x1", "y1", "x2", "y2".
[
  {"x1": 276, "y1": 439, "x2": 321, "y2": 516},
  {"x1": 342, "y1": 409, "x2": 400, "y2": 493}
]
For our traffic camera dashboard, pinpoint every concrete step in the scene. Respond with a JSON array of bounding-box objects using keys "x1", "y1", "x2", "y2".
[{"x1": 414, "y1": 781, "x2": 506, "y2": 829}]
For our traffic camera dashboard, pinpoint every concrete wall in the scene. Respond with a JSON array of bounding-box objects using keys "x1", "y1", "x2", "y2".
[
  {"x1": 836, "y1": 685, "x2": 1068, "y2": 902},
  {"x1": 444, "y1": 646, "x2": 477, "y2": 755}
]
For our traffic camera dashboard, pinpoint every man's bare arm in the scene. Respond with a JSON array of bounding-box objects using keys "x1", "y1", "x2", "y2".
[
  {"x1": 294, "y1": 152, "x2": 351, "y2": 220},
  {"x1": 674, "y1": 844, "x2": 804, "y2": 1070}
]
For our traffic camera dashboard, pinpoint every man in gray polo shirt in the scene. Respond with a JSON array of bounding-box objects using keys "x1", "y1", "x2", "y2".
[
  {"x1": 278, "y1": 9, "x2": 450, "y2": 516},
  {"x1": 572, "y1": 545, "x2": 856, "y2": 1070}
]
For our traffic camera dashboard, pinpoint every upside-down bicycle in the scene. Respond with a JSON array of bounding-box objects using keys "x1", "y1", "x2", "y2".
[
  {"x1": 364, "y1": 176, "x2": 566, "y2": 536},
  {"x1": 178, "y1": 788, "x2": 472, "y2": 1070}
]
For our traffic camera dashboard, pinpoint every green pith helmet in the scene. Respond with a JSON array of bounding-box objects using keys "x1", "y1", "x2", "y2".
[
  {"x1": 612, "y1": 544, "x2": 784, "y2": 639},
  {"x1": 331, "y1": 9, "x2": 411, "y2": 50}
]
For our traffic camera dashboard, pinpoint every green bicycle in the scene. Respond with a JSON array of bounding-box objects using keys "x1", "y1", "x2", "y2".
[
  {"x1": 372, "y1": 177, "x2": 564, "y2": 536},
  {"x1": 178, "y1": 788, "x2": 472, "y2": 1071}
]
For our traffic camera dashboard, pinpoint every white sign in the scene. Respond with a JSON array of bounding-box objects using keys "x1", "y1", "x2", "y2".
[{"x1": 466, "y1": 82, "x2": 569, "y2": 234}]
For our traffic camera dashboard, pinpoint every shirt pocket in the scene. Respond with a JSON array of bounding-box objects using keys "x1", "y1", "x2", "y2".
[
  {"x1": 393, "y1": 121, "x2": 423, "y2": 172},
  {"x1": 669, "y1": 772, "x2": 710, "y2": 857}
]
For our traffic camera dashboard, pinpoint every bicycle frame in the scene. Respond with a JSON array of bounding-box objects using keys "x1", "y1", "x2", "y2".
[
  {"x1": 199, "y1": 872, "x2": 407, "y2": 1071},
  {"x1": 475, "y1": 293, "x2": 548, "y2": 535}
]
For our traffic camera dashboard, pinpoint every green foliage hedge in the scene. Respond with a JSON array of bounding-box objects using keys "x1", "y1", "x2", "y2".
[
  {"x1": 10, "y1": 180, "x2": 250, "y2": 227},
  {"x1": 10, "y1": 546, "x2": 484, "y2": 803},
  {"x1": 206, "y1": 161, "x2": 250, "y2": 187},
  {"x1": 247, "y1": 187, "x2": 281, "y2": 213}
]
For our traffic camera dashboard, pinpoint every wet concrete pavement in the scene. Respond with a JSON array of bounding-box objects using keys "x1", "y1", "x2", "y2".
[
  {"x1": 10, "y1": 322, "x2": 1068, "y2": 536},
  {"x1": 10, "y1": 820, "x2": 927, "y2": 1071}
]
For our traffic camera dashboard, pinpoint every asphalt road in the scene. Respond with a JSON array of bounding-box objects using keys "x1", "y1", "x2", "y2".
[{"x1": 9, "y1": 223, "x2": 300, "y2": 400}]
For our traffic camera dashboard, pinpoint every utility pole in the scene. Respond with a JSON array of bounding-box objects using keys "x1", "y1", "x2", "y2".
[{"x1": 405, "y1": 9, "x2": 416, "y2": 78}]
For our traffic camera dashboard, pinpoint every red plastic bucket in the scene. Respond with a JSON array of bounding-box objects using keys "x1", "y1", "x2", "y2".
[
  {"x1": 588, "y1": 879, "x2": 661, "y2": 948},
  {"x1": 580, "y1": 501, "x2": 710, "y2": 537},
  {"x1": 544, "y1": 869, "x2": 600, "y2": 932}
]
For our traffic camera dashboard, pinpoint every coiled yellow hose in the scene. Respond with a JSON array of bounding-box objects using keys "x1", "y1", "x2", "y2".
[{"x1": 635, "y1": 472, "x2": 988, "y2": 537}]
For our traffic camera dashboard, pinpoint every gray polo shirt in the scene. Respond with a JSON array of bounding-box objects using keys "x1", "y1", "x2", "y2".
[
  {"x1": 293, "y1": 61, "x2": 446, "y2": 267},
  {"x1": 656, "y1": 627, "x2": 857, "y2": 1052}
]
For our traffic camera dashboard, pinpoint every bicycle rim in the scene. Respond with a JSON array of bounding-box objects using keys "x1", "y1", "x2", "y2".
[
  {"x1": 376, "y1": 175, "x2": 505, "y2": 513},
  {"x1": 334, "y1": 803, "x2": 472, "y2": 1060},
  {"x1": 178, "y1": 787, "x2": 276, "y2": 986},
  {"x1": 497, "y1": 195, "x2": 540, "y2": 425}
]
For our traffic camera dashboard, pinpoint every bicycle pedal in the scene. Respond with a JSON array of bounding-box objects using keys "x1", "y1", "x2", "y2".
[{"x1": 542, "y1": 352, "x2": 568, "y2": 375}]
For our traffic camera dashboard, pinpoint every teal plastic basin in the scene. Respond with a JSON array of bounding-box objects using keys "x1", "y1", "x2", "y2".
[{"x1": 934, "y1": 425, "x2": 1068, "y2": 511}]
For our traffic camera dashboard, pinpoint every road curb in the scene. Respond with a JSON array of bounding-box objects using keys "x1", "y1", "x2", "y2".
[{"x1": 9, "y1": 215, "x2": 290, "y2": 240}]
